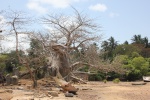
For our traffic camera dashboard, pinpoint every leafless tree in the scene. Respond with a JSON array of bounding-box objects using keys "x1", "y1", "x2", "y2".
[
  {"x1": 4, "y1": 10, "x2": 38, "y2": 88},
  {"x1": 39, "y1": 9, "x2": 102, "y2": 80},
  {"x1": 5, "y1": 11, "x2": 29, "y2": 60},
  {"x1": 38, "y1": 9, "x2": 126, "y2": 81}
]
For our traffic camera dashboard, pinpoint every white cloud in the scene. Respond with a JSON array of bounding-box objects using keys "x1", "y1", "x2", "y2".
[
  {"x1": 89, "y1": 3, "x2": 107, "y2": 12},
  {"x1": 27, "y1": 0, "x2": 47, "y2": 14},
  {"x1": 109, "y1": 12, "x2": 119, "y2": 18},
  {"x1": 39, "y1": 0, "x2": 72, "y2": 8},
  {"x1": 27, "y1": 0, "x2": 80, "y2": 14},
  {"x1": 1, "y1": 34, "x2": 30, "y2": 52}
]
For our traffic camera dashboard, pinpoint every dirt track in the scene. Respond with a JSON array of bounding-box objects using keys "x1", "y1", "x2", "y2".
[{"x1": 0, "y1": 80, "x2": 150, "y2": 100}]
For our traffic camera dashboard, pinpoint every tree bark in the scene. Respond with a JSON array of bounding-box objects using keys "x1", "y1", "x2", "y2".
[{"x1": 24, "y1": 62, "x2": 37, "y2": 88}]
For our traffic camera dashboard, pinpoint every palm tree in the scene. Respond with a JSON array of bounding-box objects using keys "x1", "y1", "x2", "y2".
[
  {"x1": 143, "y1": 37, "x2": 149, "y2": 48},
  {"x1": 131, "y1": 35, "x2": 137, "y2": 43},
  {"x1": 131, "y1": 34, "x2": 143, "y2": 44},
  {"x1": 131, "y1": 35, "x2": 150, "y2": 48},
  {"x1": 124, "y1": 41, "x2": 129, "y2": 45},
  {"x1": 108, "y1": 36, "x2": 118, "y2": 50},
  {"x1": 101, "y1": 41, "x2": 109, "y2": 51},
  {"x1": 101, "y1": 36, "x2": 118, "y2": 60}
]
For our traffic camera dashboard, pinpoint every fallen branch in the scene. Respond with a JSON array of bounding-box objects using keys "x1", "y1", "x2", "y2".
[
  {"x1": 52, "y1": 77, "x2": 78, "y2": 94},
  {"x1": 70, "y1": 75, "x2": 87, "y2": 84}
]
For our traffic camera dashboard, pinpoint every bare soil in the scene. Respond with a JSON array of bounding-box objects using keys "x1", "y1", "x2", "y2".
[
  {"x1": 0, "y1": 79, "x2": 150, "y2": 100},
  {"x1": 77, "y1": 81, "x2": 150, "y2": 100}
]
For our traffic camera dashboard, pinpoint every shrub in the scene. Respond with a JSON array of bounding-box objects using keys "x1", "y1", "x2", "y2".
[
  {"x1": 113, "y1": 78, "x2": 120, "y2": 83},
  {"x1": 103, "y1": 79, "x2": 107, "y2": 83},
  {"x1": 88, "y1": 71, "x2": 105, "y2": 81},
  {"x1": 146, "y1": 72, "x2": 150, "y2": 76}
]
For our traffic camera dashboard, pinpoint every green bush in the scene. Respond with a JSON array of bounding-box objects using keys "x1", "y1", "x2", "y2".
[
  {"x1": 146, "y1": 72, "x2": 150, "y2": 76},
  {"x1": 103, "y1": 79, "x2": 107, "y2": 83},
  {"x1": 113, "y1": 78, "x2": 120, "y2": 83},
  {"x1": 123, "y1": 56, "x2": 150, "y2": 81},
  {"x1": 88, "y1": 71, "x2": 105, "y2": 81},
  {"x1": 88, "y1": 74, "x2": 103, "y2": 81}
]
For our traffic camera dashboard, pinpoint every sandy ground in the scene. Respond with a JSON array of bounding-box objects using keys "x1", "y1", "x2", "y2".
[
  {"x1": 77, "y1": 81, "x2": 150, "y2": 100},
  {"x1": 0, "y1": 79, "x2": 150, "y2": 100}
]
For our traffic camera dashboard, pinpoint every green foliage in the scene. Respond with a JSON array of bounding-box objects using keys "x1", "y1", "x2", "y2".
[
  {"x1": 0, "y1": 54, "x2": 8, "y2": 71},
  {"x1": 146, "y1": 58, "x2": 150, "y2": 62},
  {"x1": 29, "y1": 38, "x2": 43, "y2": 58},
  {"x1": 146, "y1": 72, "x2": 150, "y2": 76},
  {"x1": 18, "y1": 66, "x2": 25, "y2": 72},
  {"x1": 0, "y1": 54, "x2": 8, "y2": 61},
  {"x1": 107, "y1": 71, "x2": 121, "y2": 81},
  {"x1": 132, "y1": 57, "x2": 149, "y2": 75},
  {"x1": 126, "y1": 69, "x2": 142, "y2": 80},
  {"x1": 113, "y1": 78, "x2": 120, "y2": 83},
  {"x1": 5, "y1": 58, "x2": 18, "y2": 73},
  {"x1": 79, "y1": 66, "x2": 89, "y2": 72},
  {"x1": 131, "y1": 52, "x2": 141, "y2": 58},
  {"x1": 89, "y1": 75, "x2": 102, "y2": 81},
  {"x1": 123, "y1": 56, "x2": 150, "y2": 81},
  {"x1": 103, "y1": 79, "x2": 107, "y2": 83},
  {"x1": 131, "y1": 34, "x2": 144, "y2": 44},
  {"x1": 0, "y1": 51, "x2": 22, "y2": 73},
  {"x1": 124, "y1": 41, "x2": 129, "y2": 45},
  {"x1": 113, "y1": 55, "x2": 128, "y2": 64},
  {"x1": 114, "y1": 44, "x2": 140, "y2": 56},
  {"x1": 8, "y1": 50, "x2": 24, "y2": 59},
  {"x1": 88, "y1": 71, "x2": 105, "y2": 81},
  {"x1": 101, "y1": 36, "x2": 118, "y2": 61}
]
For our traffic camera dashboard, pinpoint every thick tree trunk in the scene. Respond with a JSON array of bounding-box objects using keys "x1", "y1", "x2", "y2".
[
  {"x1": 59, "y1": 53, "x2": 71, "y2": 78},
  {"x1": 49, "y1": 45, "x2": 71, "y2": 81},
  {"x1": 50, "y1": 53, "x2": 71, "y2": 81}
]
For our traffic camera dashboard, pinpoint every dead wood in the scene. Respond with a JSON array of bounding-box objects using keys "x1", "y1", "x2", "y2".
[
  {"x1": 52, "y1": 77, "x2": 78, "y2": 93},
  {"x1": 70, "y1": 76, "x2": 87, "y2": 84}
]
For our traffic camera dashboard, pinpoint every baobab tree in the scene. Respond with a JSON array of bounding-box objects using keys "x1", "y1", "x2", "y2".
[
  {"x1": 37, "y1": 9, "x2": 102, "y2": 80},
  {"x1": 41, "y1": 11, "x2": 126, "y2": 79}
]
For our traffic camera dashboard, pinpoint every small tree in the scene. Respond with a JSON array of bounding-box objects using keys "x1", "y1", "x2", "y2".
[
  {"x1": 4, "y1": 10, "x2": 37, "y2": 88},
  {"x1": 101, "y1": 36, "x2": 118, "y2": 61}
]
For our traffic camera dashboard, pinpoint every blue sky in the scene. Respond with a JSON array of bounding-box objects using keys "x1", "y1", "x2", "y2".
[{"x1": 1, "y1": 0, "x2": 150, "y2": 44}]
